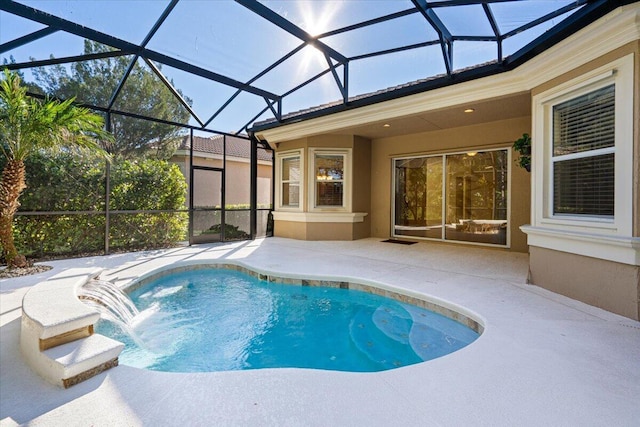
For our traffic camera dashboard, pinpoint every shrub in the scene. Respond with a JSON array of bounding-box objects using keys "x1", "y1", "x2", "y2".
[
  {"x1": 108, "y1": 159, "x2": 187, "y2": 250},
  {"x1": 3, "y1": 151, "x2": 188, "y2": 258},
  {"x1": 204, "y1": 223, "x2": 249, "y2": 240}
]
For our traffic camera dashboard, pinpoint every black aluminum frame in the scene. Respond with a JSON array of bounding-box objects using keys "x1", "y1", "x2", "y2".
[
  {"x1": 1, "y1": 0, "x2": 630, "y2": 135},
  {"x1": 1, "y1": 0, "x2": 631, "y2": 251}
]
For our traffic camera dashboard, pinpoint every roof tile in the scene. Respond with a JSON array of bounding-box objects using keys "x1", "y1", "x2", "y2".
[{"x1": 178, "y1": 135, "x2": 273, "y2": 162}]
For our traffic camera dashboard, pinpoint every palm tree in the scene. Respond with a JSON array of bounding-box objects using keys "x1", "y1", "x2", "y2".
[{"x1": 0, "y1": 70, "x2": 112, "y2": 267}]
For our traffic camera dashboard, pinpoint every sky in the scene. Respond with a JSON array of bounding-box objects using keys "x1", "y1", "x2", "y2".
[{"x1": 1, "y1": 0, "x2": 580, "y2": 135}]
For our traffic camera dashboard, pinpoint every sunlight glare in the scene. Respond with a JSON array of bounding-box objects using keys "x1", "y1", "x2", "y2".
[
  {"x1": 298, "y1": 0, "x2": 341, "y2": 36},
  {"x1": 296, "y1": 1, "x2": 344, "y2": 75}
]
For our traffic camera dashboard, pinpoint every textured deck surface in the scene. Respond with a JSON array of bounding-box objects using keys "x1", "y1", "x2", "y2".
[{"x1": 2, "y1": 238, "x2": 639, "y2": 426}]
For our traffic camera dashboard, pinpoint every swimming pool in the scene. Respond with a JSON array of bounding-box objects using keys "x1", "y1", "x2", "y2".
[{"x1": 96, "y1": 267, "x2": 480, "y2": 373}]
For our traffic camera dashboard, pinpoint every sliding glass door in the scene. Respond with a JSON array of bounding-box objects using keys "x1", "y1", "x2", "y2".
[
  {"x1": 393, "y1": 149, "x2": 509, "y2": 246},
  {"x1": 394, "y1": 156, "x2": 443, "y2": 239}
]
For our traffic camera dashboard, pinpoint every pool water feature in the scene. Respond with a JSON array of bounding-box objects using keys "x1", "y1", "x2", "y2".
[
  {"x1": 78, "y1": 279, "x2": 140, "y2": 328},
  {"x1": 96, "y1": 268, "x2": 480, "y2": 373}
]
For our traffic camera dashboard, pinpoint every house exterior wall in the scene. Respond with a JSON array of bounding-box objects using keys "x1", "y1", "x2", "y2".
[
  {"x1": 273, "y1": 134, "x2": 371, "y2": 240},
  {"x1": 529, "y1": 247, "x2": 639, "y2": 320},
  {"x1": 170, "y1": 153, "x2": 272, "y2": 208},
  {"x1": 353, "y1": 136, "x2": 372, "y2": 240},
  {"x1": 525, "y1": 40, "x2": 640, "y2": 320},
  {"x1": 370, "y1": 116, "x2": 531, "y2": 252}
]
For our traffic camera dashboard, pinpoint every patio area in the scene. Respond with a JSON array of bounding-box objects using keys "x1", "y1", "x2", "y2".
[{"x1": 1, "y1": 237, "x2": 639, "y2": 426}]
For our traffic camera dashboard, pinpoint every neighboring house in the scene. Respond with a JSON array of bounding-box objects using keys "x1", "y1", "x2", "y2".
[
  {"x1": 170, "y1": 135, "x2": 272, "y2": 209},
  {"x1": 252, "y1": 4, "x2": 640, "y2": 320}
]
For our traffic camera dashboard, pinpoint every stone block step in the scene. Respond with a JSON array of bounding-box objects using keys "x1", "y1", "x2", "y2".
[{"x1": 42, "y1": 332, "x2": 124, "y2": 388}]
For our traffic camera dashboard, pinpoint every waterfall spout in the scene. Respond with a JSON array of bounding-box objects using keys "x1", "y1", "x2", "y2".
[{"x1": 78, "y1": 279, "x2": 139, "y2": 328}]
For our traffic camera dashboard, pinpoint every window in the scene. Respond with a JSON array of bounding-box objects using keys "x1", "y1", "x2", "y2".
[
  {"x1": 393, "y1": 149, "x2": 509, "y2": 246},
  {"x1": 532, "y1": 54, "x2": 633, "y2": 238},
  {"x1": 314, "y1": 154, "x2": 344, "y2": 207},
  {"x1": 525, "y1": 54, "x2": 635, "y2": 265},
  {"x1": 552, "y1": 84, "x2": 615, "y2": 217},
  {"x1": 277, "y1": 150, "x2": 303, "y2": 210},
  {"x1": 309, "y1": 149, "x2": 351, "y2": 211}
]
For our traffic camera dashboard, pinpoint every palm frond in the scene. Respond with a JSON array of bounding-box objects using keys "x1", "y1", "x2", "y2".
[{"x1": 0, "y1": 70, "x2": 113, "y2": 162}]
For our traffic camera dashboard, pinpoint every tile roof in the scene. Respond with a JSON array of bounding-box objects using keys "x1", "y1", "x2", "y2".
[
  {"x1": 178, "y1": 135, "x2": 273, "y2": 162},
  {"x1": 252, "y1": 60, "x2": 501, "y2": 130}
]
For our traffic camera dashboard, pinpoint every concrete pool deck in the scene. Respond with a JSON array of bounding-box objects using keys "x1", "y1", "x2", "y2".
[{"x1": 1, "y1": 237, "x2": 639, "y2": 426}]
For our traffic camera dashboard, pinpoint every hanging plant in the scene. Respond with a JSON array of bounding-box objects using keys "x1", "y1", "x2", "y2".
[{"x1": 513, "y1": 133, "x2": 531, "y2": 172}]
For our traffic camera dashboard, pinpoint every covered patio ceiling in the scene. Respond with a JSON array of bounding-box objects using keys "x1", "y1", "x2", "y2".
[{"x1": 0, "y1": 0, "x2": 630, "y2": 138}]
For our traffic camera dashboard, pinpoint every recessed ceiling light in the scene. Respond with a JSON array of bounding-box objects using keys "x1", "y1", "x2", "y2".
[
  {"x1": 383, "y1": 123, "x2": 390, "y2": 127},
  {"x1": 464, "y1": 108, "x2": 475, "y2": 113}
]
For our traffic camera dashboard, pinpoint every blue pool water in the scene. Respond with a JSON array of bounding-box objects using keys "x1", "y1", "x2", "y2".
[{"x1": 97, "y1": 269, "x2": 479, "y2": 373}]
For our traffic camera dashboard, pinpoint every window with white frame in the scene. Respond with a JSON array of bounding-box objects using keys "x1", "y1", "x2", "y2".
[
  {"x1": 277, "y1": 150, "x2": 303, "y2": 210},
  {"x1": 528, "y1": 54, "x2": 634, "y2": 262},
  {"x1": 309, "y1": 149, "x2": 350, "y2": 211}
]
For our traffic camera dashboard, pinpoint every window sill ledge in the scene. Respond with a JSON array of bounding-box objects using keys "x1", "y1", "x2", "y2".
[
  {"x1": 273, "y1": 212, "x2": 368, "y2": 223},
  {"x1": 521, "y1": 225, "x2": 640, "y2": 266}
]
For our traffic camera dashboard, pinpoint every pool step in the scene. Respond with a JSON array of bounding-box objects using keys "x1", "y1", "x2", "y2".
[
  {"x1": 349, "y1": 309, "x2": 421, "y2": 369},
  {"x1": 371, "y1": 305, "x2": 414, "y2": 343},
  {"x1": 21, "y1": 268, "x2": 125, "y2": 388},
  {"x1": 43, "y1": 334, "x2": 124, "y2": 388}
]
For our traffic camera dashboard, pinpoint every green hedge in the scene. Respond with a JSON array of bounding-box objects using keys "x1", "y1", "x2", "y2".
[{"x1": 6, "y1": 151, "x2": 188, "y2": 258}]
